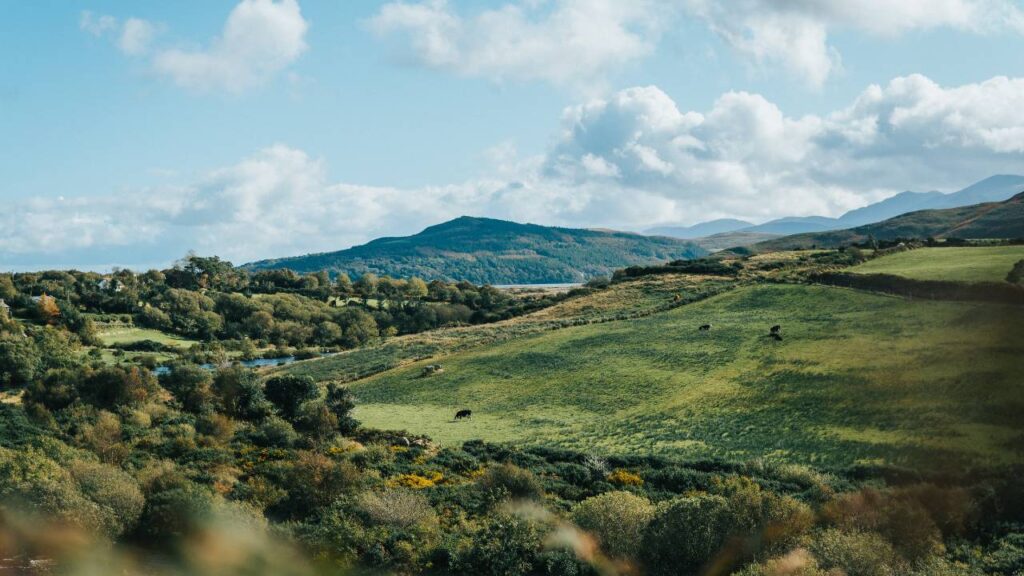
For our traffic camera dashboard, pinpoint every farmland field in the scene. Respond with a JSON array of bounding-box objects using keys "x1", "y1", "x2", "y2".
[
  {"x1": 95, "y1": 324, "x2": 198, "y2": 349},
  {"x1": 348, "y1": 283, "x2": 1024, "y2": 471},
  {"x1": 847, "y1": 245, "x2": 1024, "y2": 282}
]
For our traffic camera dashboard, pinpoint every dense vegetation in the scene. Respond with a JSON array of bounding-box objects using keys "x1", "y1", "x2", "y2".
[
  {"x1": 0, "y1": 255, "x2": 573, "y2": 381},
  {"x1": 244, "y1": 216, "x2": 708, "y2": 284},
  {"x1": 2, "y1": 245, "x2": 1024, "y2": 575}
]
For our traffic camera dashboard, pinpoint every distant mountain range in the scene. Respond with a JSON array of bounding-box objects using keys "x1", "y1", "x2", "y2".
[
  {"x1": 749, "y1": 190, "x2": 1024, "y2": 252},
  {"x1": 244, "y1": 216, "x2": 707, "y2": 284},
  {"x1": 648, "y1": 175, "x2": 1024, "y2": 239}
]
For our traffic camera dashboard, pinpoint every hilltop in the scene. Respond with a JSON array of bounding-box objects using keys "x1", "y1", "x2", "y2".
[
  {"x1": 244, "y1": 216, "x2": 707, "y2": 284},
  {"x1": 749, "y1": 191, "x2": 1024, "y2": 252}
]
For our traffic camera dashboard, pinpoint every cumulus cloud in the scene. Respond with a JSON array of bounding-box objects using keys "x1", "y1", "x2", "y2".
[
  {"x1": 685, "y1": 0, "x2": 1024, "y2": 87},
  {"x1": 369, "y1": 0, "x2": 666, "y2": 90},
  {"x1": 4, "y1": 75, "x2": 1024, "y2": 268},
  {"x1": 80, "y1": 0, "x2": 308, "y2": 93},
  {"x1": 546, "y1": 74, "x2": 1024, "y2": 221},
  {"x1": 153, "y1": 0, "x2": 308, "y2": 93}
]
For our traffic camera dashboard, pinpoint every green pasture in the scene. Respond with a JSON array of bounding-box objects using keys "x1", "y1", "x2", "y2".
[
  {"x1": 848, "y1": 245, "x2": 1024, "y2": 283},
  {"x1": 350, "y1": 284, "x2": 1024, "y2": 471},
  {"x1": 95, "y1": 325, "x2": 198, "y2": 349}
]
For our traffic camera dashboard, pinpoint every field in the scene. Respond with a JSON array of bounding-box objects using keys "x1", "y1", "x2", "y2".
[
  {"x1": 278, "y1": 274, "x2": 734, "y2": 382},
  {"x1": 347, "y1": 283, "x2": 1024, "y2": 471},
  {"x1": 95, "y1": 324, "x2": 198, "y2": 349},
  {"x1": 847, "y1": 245, "x2": 1024, "y2": 282}
]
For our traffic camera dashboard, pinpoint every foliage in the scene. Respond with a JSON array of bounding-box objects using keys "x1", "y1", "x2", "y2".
[{"x1": 571, "y1": 491, "x2": 654, "y2": 561}]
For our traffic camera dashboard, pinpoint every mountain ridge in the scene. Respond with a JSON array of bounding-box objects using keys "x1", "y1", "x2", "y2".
[{"x1": 244, "y1": 216, "x2": 708, "y2": 284}]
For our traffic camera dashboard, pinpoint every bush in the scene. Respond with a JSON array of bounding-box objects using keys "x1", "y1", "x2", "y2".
[
  {"x1": 137, "y1": 472, "x2": 215, "y2": 540},
  {"x1": 641, "y1": 494, "x2": 738, "y2": 576},
  {"x1": 457, "y1": 513, "x2": 547, "y2": 576},
  {"x1": 805, "y1": 529, "x2": 907, "y2": 576},
  {"x1": 571, "y1": 491, "x2": 654, "y2": 561},
  {"x1": 357, "y1": 488, "x2": 437, "y2": 530},
  {"x1": 254, "y1": 416, "x2": 298, "y2": 448},
  {"x1": 69, "y1": 459, "x2": 145, "y2": 538},
  {"x1": 606, "y1": 468, "x2": 643, "y2": 487},
  {"x1": 264, "y1": 375, "x2": 319, "y2": 420},
  {"x1": 478, "y1": 463, "x2": 544, "y2": 501}
]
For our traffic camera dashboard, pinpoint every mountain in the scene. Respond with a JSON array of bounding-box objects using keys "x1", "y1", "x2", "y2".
[
  {"x1": 657, "y1": 175, "x2": 1024, "y2": 240},
  {"x1": 740, "y1": 216, "x2": 838, "y2": 235},
  {"x1": 646, "y1": 218, "x2": 753, "y2": 239},
  {"x1": 835, "y1": 190, "x2": 944, "y2": 228},
  {"x1": 750, "y1": 191, "x2": 1024, "y2": 252},
  {"x1": 244, "y1": 216, "x2": 708, "y2": 284}
]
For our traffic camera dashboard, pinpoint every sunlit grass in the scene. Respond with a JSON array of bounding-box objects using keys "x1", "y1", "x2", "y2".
[
  {"x1": 352, "y1": 284, "x2": 1024, "y2": 471},
  {"x1": 847, "y1": 245, "x2": 1024, "y2": 282}
]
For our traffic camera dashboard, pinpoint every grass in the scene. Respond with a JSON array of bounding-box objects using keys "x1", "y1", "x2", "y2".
[
  {"x1": 276, "y1": 274, "x2": 734, "y2": 383},
  {"x1": 847, "y1": 246, "x2": 1024, "y2": 283},
  {"x1": 95, "y1": 325, "x2": 198, "y2": 349},
  {"x1": 348, "y1": 283, "x2": 1024, "y2": 472}
]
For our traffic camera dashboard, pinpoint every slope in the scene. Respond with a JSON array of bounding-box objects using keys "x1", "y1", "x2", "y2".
[
  {"x1": 347, "y1": 283, "x2": 1024, "y2": 471},
  {"x1": 244, "y1": 216, "x2": 707, "y2": 284}
]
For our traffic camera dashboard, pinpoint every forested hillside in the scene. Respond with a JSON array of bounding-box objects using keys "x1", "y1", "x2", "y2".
[{"x1": 245, "y1": 216, "x2": 707, "y2": 284}]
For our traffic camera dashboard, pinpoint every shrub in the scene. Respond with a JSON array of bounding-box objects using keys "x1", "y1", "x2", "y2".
[
  {"x1": 254, "y1": 416, "x2": 298, "y2": 448},
  {"x1": 137, "y1": 472, "x2": 215, "y2": 540},
  {"x1": 805, "y1": 529, "x2": 907, "y2": 576},
  {"x1": 264, "y1": 375, "x2": 319, "y2": 420},
  {"x1": 606, "y1": 468, "x2": 643, "y2": 487},
  {"x1": 478, "y1": 463, "x2": 544, "y2": 501},
  {"x1": 571, "y1": 491, "x2": 654, "y2": 561},
  {"x1": 641, "y1": 494, "x2": 738, "y2": 576},
  {"x1": 457, "y1": 513, "x2": 547, "y2": 576},
  {"x1": 68, "y1": 459, "x2": 144, "y2": 538},
  {"x1": 159, "y1": 363, "x2": 216, "y2": 414},
  {"x1": 357, "y1": 488, "x2": 437, "y2": 530},
  {"x1": 388, "y1": 472, "x2": 442, "y2": 489}
]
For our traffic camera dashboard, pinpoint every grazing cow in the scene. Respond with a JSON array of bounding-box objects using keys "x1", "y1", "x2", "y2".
[
  {"x1": 770, "y1": 333, "x2": 783, "y2": 341},
  {"x1": 455, "y1": 409, "x2": 472, "y2": 420},
  {"x1": 698, "y1": 324, "x2": 712, "y2": 331},
  {"x1": 770, "y1": 325, "x2": 781, "y2": 334}
]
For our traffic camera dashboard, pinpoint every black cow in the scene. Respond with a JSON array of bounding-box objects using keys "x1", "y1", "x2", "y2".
[
  {"x1": 769, "y1": 333, "x2": 783, "y2": 341},
  {"x1": 455, "y1": 409, "x2": 472, "y2": 420},
  {"x1": 698, "y1": 324, "x2": 712, "y2": 331},
  {"x1": 770, "y1": 324, "x2": 781, "y2": 334}
]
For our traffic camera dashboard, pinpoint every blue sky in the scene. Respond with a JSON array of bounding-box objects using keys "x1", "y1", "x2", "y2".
[{"x1": 2, "y1": 0, "x2": 1024, "y2": 270}]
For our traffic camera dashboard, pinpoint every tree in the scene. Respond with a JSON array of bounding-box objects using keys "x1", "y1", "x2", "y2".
[
  {"x1": 326, "y1": 382, "x2": 359, "y2": 434},
  {"x1": 160, "y1": 364, "x2": 217, "y2": 413},
  {"x1": 405, "y1": 277, "x2": 429, "y2": 299},
  {"x1": 264, "y1": 375, "x2": 319, "y2": 420},
  {"x1": 335, "y1": 273, "x2": 353, "y2": 294},
  {"x1": 354, "y1": 273, "x2": 379, "y2": 301},
  {"x1": 36, "y1": 294, "x2": 60, "y2": 324},
  {"x1": 1008, "y1": 259, "x2": 1024, "y2": 284},
  {"x1": 0, "y1": 334, "x2": 40, "y2": 388},
  {"x1": 214, "y1": 366, "x2": 273, "y2": 420},
  {"x1": 0, "y1": 274, "x2": 16, "y2": 300}
]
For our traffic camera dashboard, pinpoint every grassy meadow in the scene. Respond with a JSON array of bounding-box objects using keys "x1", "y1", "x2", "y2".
[
  {"x1": 348, "y1": 283, "x2": 1024, "y2": 471},
  {"x1": 95, "y1": 324, "x2": 199, "y2": 349},
  {"x1": 848, "y1": 245, "x2": 1024, "y2": 282}
]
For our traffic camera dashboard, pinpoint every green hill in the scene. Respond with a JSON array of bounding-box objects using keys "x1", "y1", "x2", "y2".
[
  {"x1": 244, "y1": 216, "x2": 707, "y2": 284},
  {"x1": 750, "y1": 191, "x2": 1024, "y2": 252},
  {"x1": 848, "y1": 245, "x2": 1024, "y2": 283},
  {"x1": 337, "y1": 282, "x2": 1023, "y2": 471}
]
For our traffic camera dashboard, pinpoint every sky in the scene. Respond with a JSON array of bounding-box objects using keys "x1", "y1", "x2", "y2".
[{"x1": 2, "y1": 0, "x2": 1023, "y2": 271}]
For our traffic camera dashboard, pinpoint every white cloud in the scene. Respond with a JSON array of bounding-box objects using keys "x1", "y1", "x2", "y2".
[
  {"x1": 80, "y1": 11, "x2": 117, "y2": 37},
  {"x1": 4, "y1": 75, "x2": 1024, "y2": 268},
  {"x1": 369, "y1": 0, "x2": 666, "y2": 90},
  {"x1": 80, "y1": 1, "x2": 307, "y2": 93},
  {"x1": 546, "y1": 74, "x2": 1024, "y2": 221},
  {"x1": 118, "y1": 18, "x2": 157, "y2": 56},
  {"x1": 153, "y1": 0, "x2": 308, "y2": 93},
  {"x1": 684, "y1": 0, "x2": 1024, "y2": 87}
]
